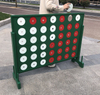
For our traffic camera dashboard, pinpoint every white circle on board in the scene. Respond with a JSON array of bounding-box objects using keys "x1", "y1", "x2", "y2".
[
  {"x1": 40, "y1": 26, "x2": 47, "y2": 33},
  {"x1": 50, "y1": 34, "x2": 56, "y2": 41},
  {"x1": 17, "y1": 17, "x2": 25, "y2": 26},
  {"x1": 50, "y1": 25, "x2": 56, "y2": 32},
  {"x1": 30, "y1": 27, "x2": 37, "y2": 35},
  {"x1": 20, "y1": 56, "x2": 27, "y2": 62},
  {"x1": 19, "y1": 38, "x2": 26, "y2": 45},
  {"x1": 76, "y1": 15, "x2": 81, "y2": 21},
  {"x1": 31, "y1": 61, "x2": 37, "y2": 68},
  {"x1": 19, "y1": 47, "x2": 27, "y2": 54},
  {"x1": 50, "y1": 16, "x2": 56, "y2": 23},
  {"x1": 30, "y1": 45, "x2": 37, "y2": 52},
  {"x1": 20, "y1": 64, "x2": 27, "y2": 70},
  {"x1": 40, "y1": 52, "x2": 46, "y2": 58},
  {"x1": 40, "y1": 35, "x2": 47, "y2": 42},
  {"x1": 31, "y1": 54, "x2": 37, "y2": 60},
  {"x1": 30, "y1": 36, "x2": 37, "y2": 44},
  {"x1": 18, "y1": 28, "x2": 26, "y2": 36},
  {"x1": 40, "y1": 59, "x2": 46, "y2": 65},
  {"x1": 40, "y1": 44, "x2": 46, "y2": 50}
]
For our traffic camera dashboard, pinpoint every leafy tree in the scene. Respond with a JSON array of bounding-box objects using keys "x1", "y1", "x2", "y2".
[
  {"x1": 59, "y1": 0, "x2": 66, "y2": 4},
  {"x1": 59, "y1": 0, "x2": 78, "y2": 5},
  {"x1": 80, "y1": 0, "x2": 90, "y2": 8},
  {"x1": 66, "y1": 0, "x2": 78, "y2": 5}
]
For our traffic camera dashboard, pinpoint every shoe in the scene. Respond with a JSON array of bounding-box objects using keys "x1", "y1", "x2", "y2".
[{"x1": 48, "y1": 64, "x2": 56, "y2": 68}]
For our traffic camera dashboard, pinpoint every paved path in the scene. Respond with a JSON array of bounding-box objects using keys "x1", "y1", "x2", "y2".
[
  {"x1": 0, "y1": 22, "x2": 100, "y2": 95},
  {"x1": 0, "y1": 5, "x2": 38, "y2": 15}
]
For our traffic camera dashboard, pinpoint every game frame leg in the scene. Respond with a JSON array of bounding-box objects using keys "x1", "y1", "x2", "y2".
[
  {"x1": 71, "y1": 56, "x2": 84, "y2": 68},
  {"x1": 71, "y1": 25, "x2": 84, "y2": 68},
  {"x1": 11, "y1": 32, "x2": 21, "y2": 89},
  {"x1": 13, "y1": 66, "x2": 21, "y2": 89}
]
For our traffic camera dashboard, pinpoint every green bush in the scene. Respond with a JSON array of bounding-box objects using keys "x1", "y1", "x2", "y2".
[
  {"x1": 59, "y1": 0, "x2": 78, "y2": 5},
  {"x1": 67, "y1": 0, "x2": 78, "y2": 5},
  {"x1": 59, "y1": 0, "x2": 66, "y2": 4},
  {"x1": 80, "y1": 0, "x2": 90, "y2": 8}
]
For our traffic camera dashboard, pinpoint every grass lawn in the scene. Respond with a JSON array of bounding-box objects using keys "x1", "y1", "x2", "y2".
[{"x1": 0, "y1": 12, "x2": 10, "y2": 21}]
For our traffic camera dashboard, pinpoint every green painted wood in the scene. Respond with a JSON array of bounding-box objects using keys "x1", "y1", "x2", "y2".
[{"x1": 11, "y1": 13, "x2": 84, "y2": 89}]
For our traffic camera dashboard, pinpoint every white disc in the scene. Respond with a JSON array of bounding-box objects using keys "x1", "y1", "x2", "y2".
[
  {"x1": 19, "y1": 47, "x2": 27, "y2": 54},
  {"x1": 50, "y1": 34, "x2": 56, "y2": 41},
  {"x1": 19, "y1": 38, "x2": 26, "y2": 45},
  {"x1": 76, "y1": 15, "x2": 80, "y2": 21},
  {"x1": 40, "y1": 26, "x2": 47, "y2": 33},
  {"x1": 50, "y1": 25, "x2": 56, "y2": 32},
  {"x1": 31, "y1": 54, "x2": 37, "y2": 60},
  {"x1": 40, "y1": 59, "x2": 46, "y2": 65},
  {"x1": 20, "y1": 64, "x2": 27, "y2": 70},
  {"x1": 20, "y1": 56, "x2": 27, "y2": 62},
  {"x1": 40, "y1": 44, "x2": 46, "y2": 50},
  {"x1": 40, "y1": 52, "x2": 46, "y2": 58},
  {"x1": 40, "y1": 35, "x2": 47, "y2": 42},
  {"x1": 30, "y1": 36, "x2": 37, "y2": 44},
  {"x1": 67, "y1": 3, "x2": 73, "y2": 12},
  {"x1": 18, "y1": 28, "x2": 26, "y2": 36},
  {"x1": 31, "y1": 61, "x2": 37, "y2": 68},
  {"x1": 50, "y1": 16, "x2": 56, "y2": 23},
  {"x1": 30, "y1": 27, "x2": 37, "y2": 35},
  {"x1": 17, "y1": 17, "x2": 25, "y2": 26},
  {"x1": 30, "y1": 45, "x2": 37, "y2": 52}
]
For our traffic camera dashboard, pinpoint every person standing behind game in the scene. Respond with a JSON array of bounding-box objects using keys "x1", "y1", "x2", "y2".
[
  {"x1": 39, "y1": 0, "x2": 70, "y2": 67},
  {"x1": 39, "y1": 0, "x2": 70, "y2": 14}
]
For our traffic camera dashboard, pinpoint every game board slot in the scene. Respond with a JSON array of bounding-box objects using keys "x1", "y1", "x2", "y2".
[
  {"x1": 76, "y1": 14, "x2": 81, "y2": 21},
  {"x1": 17, "y1": 17, "x2": 25, "y2": 26}
]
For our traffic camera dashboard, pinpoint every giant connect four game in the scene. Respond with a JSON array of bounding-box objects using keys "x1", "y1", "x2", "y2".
[{"x1": 11, "y1": 13, "x2": 84, "y2": 89}]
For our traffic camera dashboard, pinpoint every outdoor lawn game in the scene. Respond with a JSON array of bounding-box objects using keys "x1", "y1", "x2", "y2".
[{"x1": 11, "y1": 12, "x2": 84, "y2": 89}]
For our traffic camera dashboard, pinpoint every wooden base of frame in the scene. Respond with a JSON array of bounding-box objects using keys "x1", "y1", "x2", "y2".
[
  {"x1": 71, "y1": 56, "x2": 84, "y2": 68},
  {"x1": 13, "y1": 66, "x2": 21, "y2": 89}
]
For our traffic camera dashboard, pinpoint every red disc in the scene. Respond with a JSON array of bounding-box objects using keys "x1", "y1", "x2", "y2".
[
  {"x1": 75, "y1": 23, "x2": 79, "y2": 29},
  {"x1": 74, "y1": 31, "x2": 78, "y2": 37},
  {"x1": 57, "y1": 48, "x2": 62, "y2": 54},
  {"x1": 57, "y1": 55, "x2": 62, "y2": 61},
  {"x1": 30, "y1": 17, "x2": 37, "y2": 25},
  {"x1": 73, "y1": 38, "x2": 77, "y2": 44},
  {"x1": 49, "y1": 50, "x2": 55, "y2": 56},
  {"x1": 58, "y1": 41, "x2": 63, "y2": 47},
  {"x1": 66, "y1": 32, "x2": 71, "y2": 38},
  {"x1": 64, "y1": 54, "x2": 69, "y2": 59},
  {"x1": 66, "y1": 40, "x2": 70, "y2": 45},
  {"x1": 59, "y1": 15, "x2": 65, "y2": 22},
  {"x1": 65, "y1": 47, "x2": 70, "y2": 52},
  {"x1": 59, "y1": 24, "x2": 64, "y2": 31},
  {"x1": 71, "y1": 52, "x2": 76, "y2": 57},
  {"x1": 67, "y1": 24, "x2": 72, "y2": 30},
  {"x1": 72, "y1": 45, "x2": 76, "y2": 51},
  {"x1": 50, "y1": 42, "x2": 55, "y2": 48},
  {"x1": 40, "y1": 16, "x2": 47, "y2": 24},
  {"x1": 58, "y1": 33, "x2": 64, "y2": 39},
  {"x1": 49, "y1": 57, "x2": 54, "y2": 63}
]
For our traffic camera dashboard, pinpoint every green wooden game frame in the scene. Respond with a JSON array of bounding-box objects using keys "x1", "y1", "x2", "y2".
[{"x1": 11, "y1": 12, "x2": 84, "y2": 89}]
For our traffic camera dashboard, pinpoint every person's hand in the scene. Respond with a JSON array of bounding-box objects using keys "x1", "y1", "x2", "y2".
[{"x1": 63, "y1": 3, "x2": 71, "y2": 9}]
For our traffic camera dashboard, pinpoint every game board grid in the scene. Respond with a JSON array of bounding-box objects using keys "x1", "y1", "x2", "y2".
[{"x1": 11, "y1": 13, "x2": 84, "y2": 73}]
